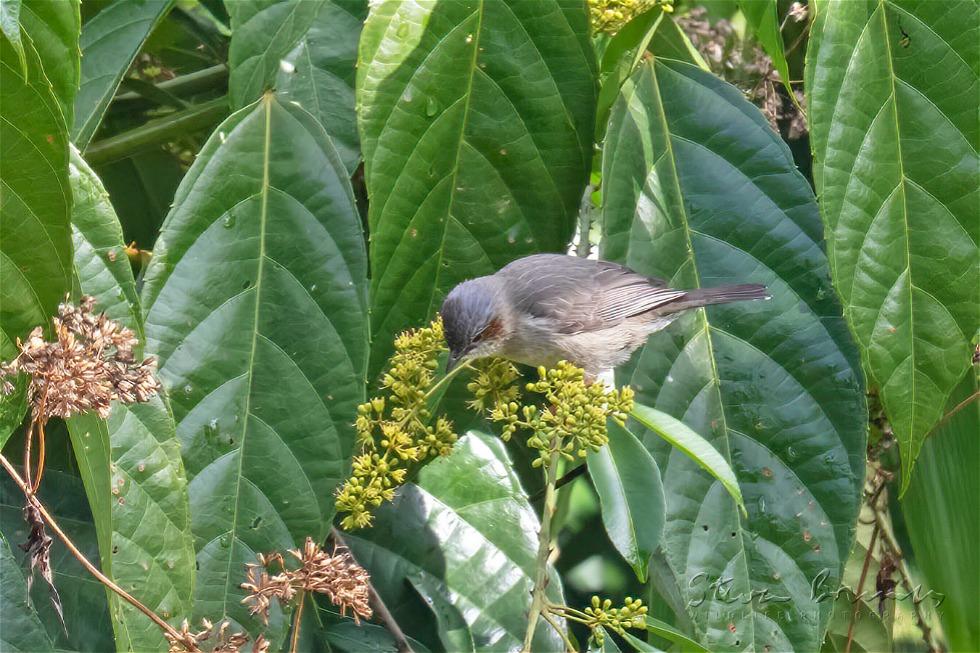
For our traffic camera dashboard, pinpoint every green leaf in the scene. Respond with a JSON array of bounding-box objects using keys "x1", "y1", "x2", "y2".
[
  {"x1": 0, "y1": 32, "x2": 73, "y2": 447},
  {"x1": 410, "y1": 573, "x2": 477, "y2": 653},
  {"x1": 602, "y1": 58, "x2": 867, "y2": 652},
  {"x1": 738, "y1": 0, "x2": 793, "y2": 98},
  {"x1": 643, "y1": 616, "x2": 710, "y2": 653},
  {"x1": 227, "y1": 0, "x2": 326, "y2": 109},
  {"x1": 901, "y1": 370, "x2": 979, "y2": 652},
  {"x1": 73, "y1": 0, "x2": 174, "y2": 149},
  {"x1": 805, "y1": 0, "x2": 979, "y2": 491},
  {"x1": 587, "y1": 421, "x2": 665, "y2": 582},
  {"x1": 344, "y1": 432, "x2": 565, "y2": 653},
  {"x1": 621, "y1": 630, "x2": 665, "y2": 653},
  {"x1": 821, "y1": 590, "x2": 892, "y2": 653},
  {"x1": 358, "y1": 0, "x2": 597, "y2": 377},
  {"x1": 67, "y1": 150, "x2": 195, "y2": 652},
  {"x1": 141, "y1": 94, "x2": 368, "y2": 643},
  {"x1": 70, "y1": 148, "x2": 141, "y2": 335},
  {"x1": 589, "y1": 628, "x2": 624, "y2": 652},
  {"x1": 323, "y1": 621, "x2": 432, "y2": 653},
  {"x1": 275, "y1": 0, "x2": 366, "y2": 173},
  {"x1": 1, "y1": 0, "x2": 24, "y2": 73},
  {"x1": 630, "y1": 403, "x2": 744, "y2": 516},
  {"x1": 0, "y1": 531, "x2": 55, "y2": 653},
  {"x1": 0, "y1": 461, "x2": 115, "y2": 651},
  {"x1": 18, "y1": 0, "x2": 80, "y2": 125}
]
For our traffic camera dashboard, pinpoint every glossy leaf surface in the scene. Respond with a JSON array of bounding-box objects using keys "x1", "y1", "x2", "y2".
[
  {"x1": 68, "y1": 150, "x2": 195, "y2": 652},
  {"x1": 806, "y1": 0, "x2": 978, "y2": 489},
  {"x1": 603, "y1": 59, "x2": 866, "y2": 651},
  {"x1": 588, "y1": 422, "x2": 665, "y2": 582},
  {"x1": 142, "y1": 95, "x2": 368, "y2": 641},
  {"x1": 275, "y1": 0, "x2": 366, "y2": 173},
  {"x1": 0, "y1": 532, "x2": 55, "y2": 653},
  {"x1": 0, "y1": 33, "x2": 72, "y2": 446},
  {"x1": 227, "y1": 0, "x2": 325, "y2": 109},
  {"x1": 73, "y1": 0, "x2": 173, "y2": 149},
  {"x1": 345, "y1": 433, "x2": 564, "y2": 653},
  {"x1": 643, "y1": 616, "x2": 710, "y2": 653},
  {"x1": 358, "y1": 0, "x2": 596, "y2": 377}
]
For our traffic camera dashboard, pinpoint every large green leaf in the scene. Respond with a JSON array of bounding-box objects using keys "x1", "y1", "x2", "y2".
[
  {"x1": 602, "y1": 59, "x2": 867, "y2": 652},
  {"x1": 805, "y1": 0, "x2": 978, "y2": 490},
  {"x1": 67, "y1": 150, "x2": 195, "y2": 652},
  {"x1": 17, "y1": 0, "x2": 80, "y2": 125},
  {"x1": 0, "y1": 32, "x2": 73, "y2": 446},
  {"x1": 358, "y1": 0, "x2": 597, "y2": 377},
  {"x1": 345, "y1": 432, "x2": 565, "y2": 653},
  {"x1": 73, "y1": 0, "x2": 174, "y2": 149},
  {"x1": 587, "y1": 422, "x2": 665, "y2": 583},
  {"x1": 141, "y1": 94, "x2": 368, "y2": 642},
  {"x1": 226, "y1": 0, "x2": 326, "y2": 109},
  {"x1": 274, "y1": 0, "x2": 366, "y2": 173},
  {"x1": 0, "y1": 531, "x2": 55, "y2": 653},
  {"x1": 901, "y1": 370, "x2": 978, "y2": 652}
]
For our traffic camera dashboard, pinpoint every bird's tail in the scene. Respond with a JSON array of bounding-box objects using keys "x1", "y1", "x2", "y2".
[{"x1": 666, "y1": 284, "x2": 770, "y2": 313}]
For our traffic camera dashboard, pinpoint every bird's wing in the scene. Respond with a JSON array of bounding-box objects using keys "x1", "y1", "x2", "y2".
[{"x1": 499, "y1": 255, "x2": 686, "y2": 334}]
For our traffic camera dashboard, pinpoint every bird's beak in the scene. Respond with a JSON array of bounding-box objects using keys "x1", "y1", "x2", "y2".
[{"x1": 445, "y1": 351, "x2": 461, "y2": 373}]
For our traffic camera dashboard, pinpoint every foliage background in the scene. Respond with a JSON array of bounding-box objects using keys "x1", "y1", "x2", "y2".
[{"x1": 0, "y1": 0, "x2": 976, "y2": 652}]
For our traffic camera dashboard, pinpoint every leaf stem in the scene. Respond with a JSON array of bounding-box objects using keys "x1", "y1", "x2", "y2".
[
  {"x1": 541, "y1": 610, "x2": 576, "y2": 653},
  {"x1": 289, "y1": 590, "x2": 306, "y2": 653},
  {"x1": 0, "y1": 453, "x2": 194, "y2": 650},
  {"x1": 522, "y1": 445, "x2": 562, "y2": 652}
]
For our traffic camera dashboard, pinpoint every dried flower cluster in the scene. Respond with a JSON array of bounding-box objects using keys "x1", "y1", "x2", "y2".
[
  {"x1": 241, "y1": 537, "x2": 372, "y2": 624},
  {"x1": 166, "y1": 619, "x2": 268, "y2": 653},
  {"x1": 552, "y1": 596, "x2": 648, "y2": 646},
  {"x1": 0, "y1": 295, "x2": 160, "y2": 420},
  {"x1": 485, "y1": 361, "x2": 634, "y2": 469},
  {"x1": 676, "y1": 6, "x2": 808, "y2": 139},
  {"x1": 588, "y1": 0, "x2": 673, "y2": 34},
  {"x1": 335, "y1": 318, "x2": 458, "y2": 529}
]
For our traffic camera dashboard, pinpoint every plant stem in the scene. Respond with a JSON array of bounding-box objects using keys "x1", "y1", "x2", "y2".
[
  {"x1": 522, "y1": 446, "x2": 562, "y2": 653},
  {"x1": 331, "y1": 528, "x2": 415, "y2": 653},
  {"x1": 289, "y1": 591, "x2": 306, "y2": 653},
  {"x1": 0, "y1": 453, "x2": 194, "y2": 649},
  {"x1": 83, "y1": 97, "x2": 229, "y2": 166},
  {"x1": 576, "y1": 184, "x2": 594, "y2": 258},
  {"x1": 114, "y1": 64, "x2": 228, "y2": 103},
  {"x1": 541, "y1": 610, "x2": 576, "y2": 653},
  {"x1": 844, "y1": 521, "x2": 879, "y2": 653}
]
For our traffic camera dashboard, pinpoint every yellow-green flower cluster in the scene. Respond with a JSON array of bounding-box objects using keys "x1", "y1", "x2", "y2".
[
  {"x1": 588, "y1": 0, "x2": 673, "y2": 35},
  {"x1": 336, "y1": 318, "x2": 457, "y2": 530},
  {"x1": 552, "y1": 596, "x2": 648, "y2": 646},
  {"x1": 487, "y1": 361, "x2": 634, "y2": 469},
  {"x1": 466, "y1": 357, "x2": 521, "y2": 413}
]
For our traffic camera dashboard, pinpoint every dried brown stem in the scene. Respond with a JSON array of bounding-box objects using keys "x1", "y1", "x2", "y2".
[
  {"x1": 928, "y1": 391, "x2": 979, "y2": 439},
  {"x1": 0, "y1": 452, "x2": 194, "y2": 650},
  {"x1": 331, "y1": 528, "x2": 414, "y2": 653},
  {"x1": 845, "y1": 521, "x2": 879, "y2": 653}
]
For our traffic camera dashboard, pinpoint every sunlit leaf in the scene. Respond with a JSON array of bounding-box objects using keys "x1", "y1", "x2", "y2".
[
  {"x1": 345, "y1": 432, "x2": 565, "y2": 653},
  {"x1": 602, "y1": 58, "x2": 867, "y2": 651},
  {"x1": 0, "y1": 32, "x2": 73, "y2": 446},
  {"x1": 806, "y1": 0, "x2": 978, "y2": 490},
  {"x1": 358, "y1": 0, "x2": 597, "y2": 377},
  {"x1": 141, "y1": 94, "x2": 368, "y2": 643},
  {"x1": 17, "y1": 0, "x2": 80, "y2": 124},
  {"x1": 739, "y1": 0, "x2": 793, "y2": 98}
]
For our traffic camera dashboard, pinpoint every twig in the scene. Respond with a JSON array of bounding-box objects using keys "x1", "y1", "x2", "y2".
[
  {"x1": 289, "y1": 590, "x2": 306, "y2": 653},
  {"x1": 874, "y1": 508, "x2": 939, "y2": 652},
  {"x1": 927, "y1": 391, "x2": 979, "y2": 439},
  {"x1": 0, "y1": 453, "x2": 194, "y2": 650},
  {"x1": 522, "y1": 446, "x2": 561, "y2": 652},
  {"x1": 844, "y1": 521, "x2": 879, "y2": 653},
  {"x1": 331, "y1": 528, "x2": 414, "y2": 653},
  {"x1": 576, "y1": 185, "x2": 594, "y2": 258},
  {"x1": 541, "y1": 610, "x2": 575, "y2": 653},
  {"x1": 530, "y1": 461, "x2": 586, "y2": 501}
]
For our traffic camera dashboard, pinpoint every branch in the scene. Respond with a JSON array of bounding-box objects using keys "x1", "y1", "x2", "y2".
[
  {"x1": 522, "y1": 447, "x2": 561, "y2": 653},
  {"x1": 331, "y1": 528, "x2": 415, "y2": 653},
  {"x1": 0, "y1": 453, "x2": 194, "y2": 649}
]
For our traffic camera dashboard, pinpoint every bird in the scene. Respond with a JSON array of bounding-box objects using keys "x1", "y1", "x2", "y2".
[{"x1": 439, "y1": 253, "x2": 770, "y2": 379}]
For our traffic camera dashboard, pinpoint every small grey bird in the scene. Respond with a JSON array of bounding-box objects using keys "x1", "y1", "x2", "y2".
[{"x1": 440, "y1": 253, "x2": 770, "y2": 378}]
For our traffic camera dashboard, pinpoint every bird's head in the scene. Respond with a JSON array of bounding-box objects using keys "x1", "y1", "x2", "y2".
[{"x1": 440, "y1": 277, "x2": 510, "y2": 371}]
